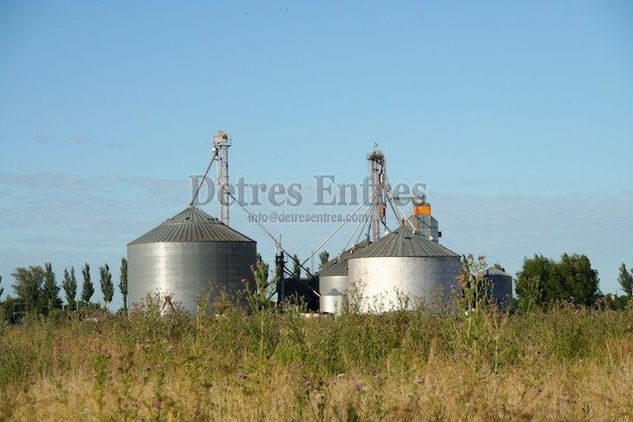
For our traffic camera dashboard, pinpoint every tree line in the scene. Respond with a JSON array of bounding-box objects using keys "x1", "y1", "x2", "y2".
[
  {"x1": 0, "y1": 258, "x2": 128, "y2": 323},
  {"x1": 1, "y1": 253, "x2": 631, "y2": 322}
]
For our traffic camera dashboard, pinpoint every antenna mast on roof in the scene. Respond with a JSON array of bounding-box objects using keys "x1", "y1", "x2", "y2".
[{"x1": 213, "y1": 130, "x2": 231, "y2": 225}]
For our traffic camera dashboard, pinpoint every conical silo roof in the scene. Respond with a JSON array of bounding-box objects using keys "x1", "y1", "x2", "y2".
[
  {"x1": 128, "y1": 206, "x2": 255, "y2": 244},
  {"x1": 483, "y1": 267, "x2": 512, "y2": 277},
  {"x1": 352, "y1": 226, "x2": 459, "y2": 258},
  {"x1": 320, "y1": 240, "x2": 370, "y2": 277}
]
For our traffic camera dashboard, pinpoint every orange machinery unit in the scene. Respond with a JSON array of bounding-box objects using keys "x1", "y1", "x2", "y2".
[{"x1": 414, "y1": 203, "x2": 432, "y2": 216}]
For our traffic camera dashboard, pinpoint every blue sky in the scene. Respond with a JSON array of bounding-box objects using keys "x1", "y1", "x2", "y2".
[{"x1": 1, "y1": 0, "x2": 632, "y2": 308}]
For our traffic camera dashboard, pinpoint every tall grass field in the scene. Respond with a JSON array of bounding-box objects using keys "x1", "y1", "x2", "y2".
[{"x1": 1, "y1": 296, "x2": 633, "y2": 421}]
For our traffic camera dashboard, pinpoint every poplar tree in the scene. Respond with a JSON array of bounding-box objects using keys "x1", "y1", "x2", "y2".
[
  {"x1": 99, "y1": 263, "x2": 114, "y2": 305},
  {"x1": 617, "y1": 263, "x2": 633, "y2": 298},
  {"x1": 43, "y1": 262, "x2": 61, "y2": 312},
  {"x1": 319, "y1": 251, "x2": 330, "y2": 270},
  {"x1": 62, "y1": 267, "x2": 78, "y2": 310},
  {"x1": 292, "y1": 254, "x2": 301, "y2": 278},
  {"x1": 81, "y1": 263, "x2": 94, "y2": 304},
  {"x1": 119, "y1": 258, "x2": 128, "y2": 312}
]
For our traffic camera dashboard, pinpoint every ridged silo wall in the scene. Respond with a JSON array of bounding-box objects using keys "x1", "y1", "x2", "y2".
[
  {"x1": 347, "y1": 256, "x2": 461, "y2": 313},
  {"x1": 487, "y1": 274, "x2": 513, "y2": 310},
  {"x1": 128, "y1": 241, "x2": 256, "y2": 313}
]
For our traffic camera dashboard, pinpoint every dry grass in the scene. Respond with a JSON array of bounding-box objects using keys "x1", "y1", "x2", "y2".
[{"x1": 1, "y1": 299, "x2": 633, "y2": 421}]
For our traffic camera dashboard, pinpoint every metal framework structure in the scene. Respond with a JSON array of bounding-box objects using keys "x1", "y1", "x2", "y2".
[
  {"x1": 213, "y1": 130, "x2": 231, "y2": 226},
  {"x1": 367, "y1": 149, "x2": 386, "y2": 242}
]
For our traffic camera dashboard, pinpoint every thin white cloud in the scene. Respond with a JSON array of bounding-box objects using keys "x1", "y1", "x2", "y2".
[{"x1": 68, "y1": 136, "x2": 90, "y2": 144}]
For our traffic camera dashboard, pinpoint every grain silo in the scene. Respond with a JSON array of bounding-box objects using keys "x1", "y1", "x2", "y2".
[
  {"x1": 127, "y1": 206, "x2": 256, "y2": 313},
  {"x1": 483, "y1": 267, "x2": 513, "y2": 310},
  {"x1": 318, "y1": 241, "x2": 368, "y2": 314},
  {"x1": 347, "y1": 226, "x2": 461, "y2": 312},
  {"x1": 319, "y1": 289, "x2": 345, "y2": 316}
]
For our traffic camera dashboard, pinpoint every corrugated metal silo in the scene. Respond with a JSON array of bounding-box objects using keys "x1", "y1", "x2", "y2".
[
  {"x1": 318, "y1": 241, "x2": 368, "y2": 313},
  {"x1": 319, "y1": 258, "x2": 349, "y2": 297},
  {"x1": 347, "y1": 226, "x2": 461, "y2": 313},
  {"x1": 127, "y1": 206, "x2": 256, "y2": 313},
  {"x1": 483, "y1": 267, "x2": 513, "y2": 310},
  {"x1": 320, "y1": 289, "x2": 346, "y2": 315}
]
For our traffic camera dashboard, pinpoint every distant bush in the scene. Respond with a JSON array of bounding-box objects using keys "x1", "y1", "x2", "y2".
[{"x1": 516, "y1": 253, "x2": 601, "y2": 309}]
